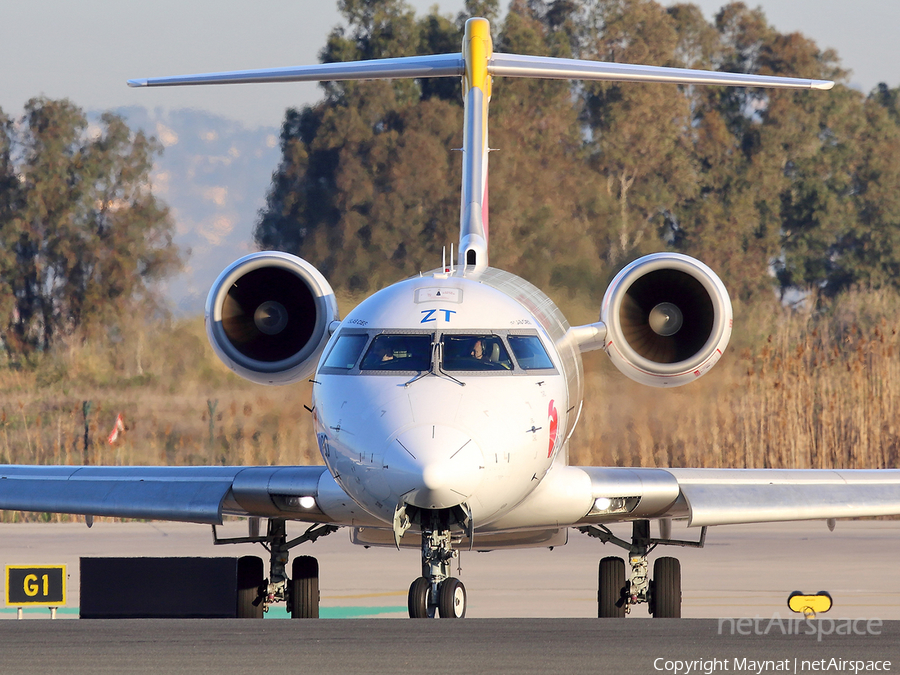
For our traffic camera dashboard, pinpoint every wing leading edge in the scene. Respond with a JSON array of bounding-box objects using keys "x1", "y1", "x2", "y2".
[
  {"x1": 576, "y1": 466, "x2": 900, "y2": 528},
  {"x1": 0, "y1": 465, "x2": 340, "y2": 525},
  {"x1": 3, "y1": 464, "x2": 898, "y2": 530}
]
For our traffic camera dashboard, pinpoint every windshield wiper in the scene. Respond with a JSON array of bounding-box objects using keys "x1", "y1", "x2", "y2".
[{"x1": 404, "y1": 340, "x2": 465, "y2": 388}]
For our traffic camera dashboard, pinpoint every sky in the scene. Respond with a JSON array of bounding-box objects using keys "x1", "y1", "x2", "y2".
[
  {"x1": 1, "y1": 0, "x2": 897, "y2": 313},
  {"x1": 1, "y1": 0, "x2": 898, "y2": 130}
]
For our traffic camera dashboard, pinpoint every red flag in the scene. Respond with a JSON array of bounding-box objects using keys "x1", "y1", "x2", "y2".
[{"x1": 107, "y1": 413, "x2": 125, "y2": 444}]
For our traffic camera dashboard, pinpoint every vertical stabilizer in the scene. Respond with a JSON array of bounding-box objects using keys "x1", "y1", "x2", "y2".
[{"x1": 458, "y1": 18, "x2": 492, "y2": 272}]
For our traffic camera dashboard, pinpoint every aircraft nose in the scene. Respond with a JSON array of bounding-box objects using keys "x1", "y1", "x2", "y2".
[{"x1": 385, "y1": 425, "x2": 484, "y2": 510}]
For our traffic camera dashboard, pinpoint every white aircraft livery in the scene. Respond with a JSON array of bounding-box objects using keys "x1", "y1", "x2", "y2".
[{"x1": 3, "y1": 18, "x2": 899, "y2": 620}]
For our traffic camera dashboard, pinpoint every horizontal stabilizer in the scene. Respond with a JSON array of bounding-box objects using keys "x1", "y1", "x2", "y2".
[
  {"x1": 127, "y1": 52, "x2": 832, "y2": 92},
  {"x1": 128, "y1": 53, "x2": 463, "y2": 88},
  {"x1": 489, "y1": 53, "x2": 834, "y2": 90}
]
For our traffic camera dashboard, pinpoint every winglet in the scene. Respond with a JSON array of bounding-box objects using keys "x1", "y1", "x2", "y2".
[
  {"x1": 127, "y1": 79, "x2": 148, "y2": 88},
  {"x1": 811, "y1": 80, "x2": 835, "y2": 90}
]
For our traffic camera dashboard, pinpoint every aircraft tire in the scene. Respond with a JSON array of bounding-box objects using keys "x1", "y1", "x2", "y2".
[
  {"x1": 236, "y1": 555, "x2": 264, "y2": 619},
  {"x1": 438, "y1": 578, "x2": 466, "y2": 619},
  {"x1": 651, "y1": 557, "x2": 681, "y2": 618},
  {"x1": 290, "y1": 555, "x2": 320, "y2": 618},
  {"x1": 598, "y1": 556, "x2": 626, "y2": 618},
  {"x1": 408, "y1": 577, "x2": 432, "y2": 618}
]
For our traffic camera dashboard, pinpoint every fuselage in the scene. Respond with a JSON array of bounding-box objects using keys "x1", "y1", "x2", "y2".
[{"x1": 312, "y1": 266, "x2": 584, "y2": 530}]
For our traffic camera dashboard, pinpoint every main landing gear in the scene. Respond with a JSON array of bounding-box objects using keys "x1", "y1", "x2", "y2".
[
  {"x1": 408, "y1": 529, "x2": 467, "y2": 618},
  {"x1": 212, "y1": 517, "x2": 338, "y2": 618},
  {"x1": 579, "y1": 520, "x2": 707, "y2": 618}
]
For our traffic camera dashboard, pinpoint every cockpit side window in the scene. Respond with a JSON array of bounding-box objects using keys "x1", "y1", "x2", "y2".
[
  {"x1": 442, "y1": 335, "x2": 513, "y2": 371},
  {"x1": 322, "y1": 333, "x2": 368, "y2": 370},
  {"x1": 360, "y1": 334, "x2": 432, "y2": 371},
  {"x1": 507, "y1": 335, "x2": 554, "y2": 370}
]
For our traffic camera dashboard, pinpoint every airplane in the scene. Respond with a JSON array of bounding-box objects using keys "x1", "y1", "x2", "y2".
[{"x1": 3, "y1": 17, "x2": 900, "y2": 620}]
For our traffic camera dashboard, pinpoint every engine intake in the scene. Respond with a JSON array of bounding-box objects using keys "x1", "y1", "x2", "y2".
[
  {"x1": 601, "y1": 253, "x2": 732, "y2": 387},
  {"x1": 206, "y1": 252, "x2": 338, "y2": 385}
]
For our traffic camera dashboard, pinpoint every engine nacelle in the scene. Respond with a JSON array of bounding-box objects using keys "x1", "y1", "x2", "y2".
[
  {"x1": 601, "y1": 253, "x2": 732, "y2": 388},
  {"x1": 205, "y1": 252, "x2": 338, "y2": 385}
]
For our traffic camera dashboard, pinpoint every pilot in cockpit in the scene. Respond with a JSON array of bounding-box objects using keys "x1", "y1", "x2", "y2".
[
  {"x1": 470, "y1": 338, "x2": 486, "y2": 361},
  {"x1": 374, "y1": 342, "x2": 395, "y2": 362}
]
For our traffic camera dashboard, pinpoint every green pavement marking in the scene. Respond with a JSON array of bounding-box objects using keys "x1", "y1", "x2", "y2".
[
  {"x1": 1, "y1": 606, "x2": 406, "y2": 619},
  {"x1": 265, "y1": 606, "x2": 407, "y2": 619},
  {"x1": 322, "y1": 606, "x2": 406, "y2": 619},
  {"x1": 0, "y1": 607, "x2": 79, "y2": 616}
]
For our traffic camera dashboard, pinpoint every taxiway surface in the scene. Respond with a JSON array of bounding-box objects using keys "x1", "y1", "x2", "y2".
[
  {"x1": 2, "y1": 520, "x2": 899, "y2": 674},
  {"x1": 0, "y1": 618, "x2": 898, "y2": 675},
  {"x1": 1, "y1": 519, "x2": 898, "y2": 620}
]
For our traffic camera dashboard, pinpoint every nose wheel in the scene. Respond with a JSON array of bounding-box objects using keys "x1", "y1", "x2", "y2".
[
  {"x1": 438, "y1": 577, "x2": 467, "y2": 618},
  {"x1": 408, "y1": 527, "x2": 467, "y2": 618},
  {"x1": 408, "y1": 576, "x2": 467, "y2": 618}
]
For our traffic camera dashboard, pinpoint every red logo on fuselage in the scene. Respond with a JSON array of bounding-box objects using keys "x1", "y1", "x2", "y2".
[{"x1": 548, "y1": 400, "x2": 558, "y2": 458}]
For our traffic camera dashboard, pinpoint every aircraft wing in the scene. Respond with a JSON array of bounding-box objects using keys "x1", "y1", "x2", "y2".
[
  {"x1": 578, "y1": 466, "x2": 900, "y2": 527},
  {"x1": 0, "y1": 465, "x2": 338, "y2": 525}
]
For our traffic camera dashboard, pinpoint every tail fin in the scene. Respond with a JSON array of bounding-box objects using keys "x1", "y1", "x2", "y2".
[
  {"x1": 128, "y1": 18, "x2": 832, "y2": 272},
  {"x1": 459, "y1": 18, "x2": 491, "y2": 271}
]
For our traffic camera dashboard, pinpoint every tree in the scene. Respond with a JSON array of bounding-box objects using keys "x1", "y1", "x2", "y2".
[
  {"x1": 256, "y1": 0, "x2": 900, "y2": 311},
  {"x1": 0, "y1": 99, "x2": 181, "y2": 360},
  {"x1": 578, "y1": 0, "x2": 699, "y2": 265},
  {"x1": 256, "y1": 0, "x2": 465, "y2": 292},
  {"x1": 488, "y1": 0, "x2": 606, "y2": 294}
]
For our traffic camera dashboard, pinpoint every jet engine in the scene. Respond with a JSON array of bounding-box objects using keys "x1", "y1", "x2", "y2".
[
  {"x1": 205, "y1": 252, "x2": 338, "y2": 385},
  {"x1": 601, "y1": 253, "x2": 732, "y2": 387}
]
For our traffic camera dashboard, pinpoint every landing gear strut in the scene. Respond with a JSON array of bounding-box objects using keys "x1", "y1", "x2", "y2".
[
  {"x1": 408, "y1": 529, "x2": 467, "y2": 618},
  {"x1": 579, "y1": 520, "x2": 706, "y2": 618},
  {"x1": 212, "y1": 518, "x2": 338, "y2": 617}
]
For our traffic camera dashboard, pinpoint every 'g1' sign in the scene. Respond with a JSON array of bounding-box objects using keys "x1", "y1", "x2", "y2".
[{"x1": 5, "y1": 565, "x2": 66, "y2": 606}]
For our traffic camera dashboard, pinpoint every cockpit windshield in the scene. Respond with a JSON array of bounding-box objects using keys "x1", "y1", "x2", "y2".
[
  {"x1": 507, "y1": 335, "x2": 554, "y2": 369},
  {"x1": 441, "y1": 335, "x2": 512, "y2": 371},
  {"x1": 320, "y1": 330, "x2": 554, "y2": 375},
  {"x1": 359, "y1": 334, "x2": 433, "y2": 371},
  {"x1": 322, "y1": 334, "x2": 368, "y2": 370}
]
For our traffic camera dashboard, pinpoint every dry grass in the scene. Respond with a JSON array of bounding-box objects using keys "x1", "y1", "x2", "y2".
[
  {"x1": 3, "y1": 287, "x2": 899, "y2": 521},
  {"x1": 568, "y1": 288, "x2": 900, "y2": 471}
]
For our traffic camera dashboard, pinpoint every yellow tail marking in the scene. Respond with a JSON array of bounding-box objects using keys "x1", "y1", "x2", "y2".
[{"x1": 464, "y1": 18, "x2": 492, "y2": 98}]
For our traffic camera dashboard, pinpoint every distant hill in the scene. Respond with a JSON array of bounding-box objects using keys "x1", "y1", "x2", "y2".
[{"x1": 106, "y1": 106, "x2": 282, "y2": 315}]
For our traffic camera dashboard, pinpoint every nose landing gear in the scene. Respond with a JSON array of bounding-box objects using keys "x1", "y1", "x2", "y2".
[
  {"x1": 408, "y1": 529, "x2": 467, "y2": 618},
  {"x1": 580, "y1": 520, "x2": 706, "y2": 618}
]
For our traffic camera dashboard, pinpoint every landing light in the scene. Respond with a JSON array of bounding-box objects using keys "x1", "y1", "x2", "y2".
[
  {"x1": 279, "y1": 495, "x2": 317, "y2": 510},
  {"x1": 590, "y1": 496, "x2": 640, "y2": 515}
]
